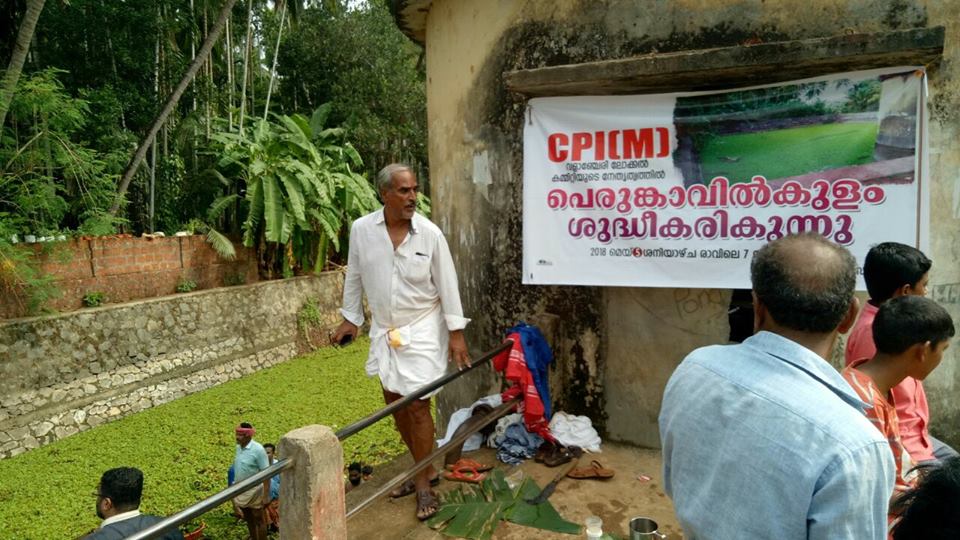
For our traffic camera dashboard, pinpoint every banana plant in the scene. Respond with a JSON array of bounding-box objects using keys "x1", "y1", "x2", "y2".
[{"x1": 209, "y1": 103, "x2": 379, "y2": 277}]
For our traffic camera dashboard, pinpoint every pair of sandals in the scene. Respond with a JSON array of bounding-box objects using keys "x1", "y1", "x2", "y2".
[
  {"x1": 389, "y1": 476, "x2": 441, "y2": 521},
  {"x1": 389, "y1": 458, "x2": 495, "y2": 521},
  {"x1": 442, "y1": 458, "x2": 492, "y2": 484},
  {"x1": 535, "y1": 441, "x2": 582, "y2": 467}
]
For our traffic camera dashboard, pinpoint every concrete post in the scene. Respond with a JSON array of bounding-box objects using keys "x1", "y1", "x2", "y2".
[{"x1": 278, "y1": 425, "x2": 345, "y2": 539}]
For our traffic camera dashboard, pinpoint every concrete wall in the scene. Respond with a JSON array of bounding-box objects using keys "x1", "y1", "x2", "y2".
[
  {"x1": 418, "y1": 0, "x2": 960, "y2": 448},
  {"x1": 0, "y1": 273, "x2": 344, "y2": 459}
]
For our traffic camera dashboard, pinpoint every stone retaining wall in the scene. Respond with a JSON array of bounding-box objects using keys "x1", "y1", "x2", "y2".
[{"x1": 0, "y1": 273, "x2": 344, "y2": 459}]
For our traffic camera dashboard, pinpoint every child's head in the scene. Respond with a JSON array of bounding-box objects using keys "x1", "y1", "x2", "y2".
[
  {"x1": 864, "y1": 242, "x2": 931, "y2": 302},
  {"x1": 873, "y1": 296, "x2": 955, "y2": 379},
  {"x1": 348, "y1": 462, "x2": 362, "y2": 486},
  {"x1": 892, "y1": 457, "x2": 960, "y2": 539}
]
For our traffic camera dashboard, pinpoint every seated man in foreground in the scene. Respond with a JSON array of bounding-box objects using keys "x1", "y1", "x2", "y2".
[
  {"x1": 86, "y1": 467, "x2": 184, "y2": 540},
  {"x1": 659, "y1": 233, "x2": 894, "y2": 539}
]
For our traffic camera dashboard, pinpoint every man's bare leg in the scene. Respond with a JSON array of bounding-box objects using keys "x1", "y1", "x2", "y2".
[
  {"x1": 383, "y1": 389, "x2": 438, "y2": 496},
  {"x1": 241, "y1": 506, "x2": 267, "y2": 540}
]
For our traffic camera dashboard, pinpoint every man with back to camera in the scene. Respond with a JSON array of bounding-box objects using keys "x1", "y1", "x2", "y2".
[
  {"x1": 846, "y1": 241, "x2": 959, "y2": 464},
  {"x1": 85, "y1": 466, "x2": 184, "y2": 540},
  {"x1": 331, "y1": 163, "x2": 471, "y2": 521},
  {"x1": 659, "y1": 233, "x2": 895, "y2": 539}
]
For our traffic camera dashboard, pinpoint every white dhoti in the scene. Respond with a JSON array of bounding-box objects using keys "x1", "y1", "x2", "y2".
[{"x1": 367, "y1": 305, "x2": 449, "y2": 397}]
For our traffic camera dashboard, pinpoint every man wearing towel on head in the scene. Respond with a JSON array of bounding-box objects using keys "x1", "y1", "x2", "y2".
[
  {"x1": 232, "y1": 422, "x2": 270, "y2": 540},
  {"x1": 332, "y1": 163, "x2": 471, "y2": 521}
]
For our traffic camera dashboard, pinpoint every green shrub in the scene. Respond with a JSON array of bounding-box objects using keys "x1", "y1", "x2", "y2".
[
  {"x1": 175, "y1": 279, "x2": 197, "y2": 293},
  {"x1": 82, "y1": 291, "x2": 105, "y2": 307},
  {"x1": 223, "y1": 272, "x2": 246, "y2": 287}
]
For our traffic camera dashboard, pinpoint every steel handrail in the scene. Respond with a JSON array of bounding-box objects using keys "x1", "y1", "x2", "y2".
[
  {"x1": 335, "y1": 340, "x2": 512, "y2": 440},
  {"x1": 346, "y1": 395, "x2": 520, "y2": 519},
  {"x1": 127, "y1": 340, "x2": 513, "y2": 540}
]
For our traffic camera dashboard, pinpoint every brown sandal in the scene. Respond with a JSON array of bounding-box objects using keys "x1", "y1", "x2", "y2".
[
  {"x1": 567, "y1": 459, "x2": 615, "y2": 479},
  {"x1": 543, "y1": 445, "x2": 583, "y2": 467},
  {"x1": 389, "y1": 476, "x2": 440, "y2": 498},
  {"x1": 416, "y1": 489, "x2": 440, "y2": 521}
]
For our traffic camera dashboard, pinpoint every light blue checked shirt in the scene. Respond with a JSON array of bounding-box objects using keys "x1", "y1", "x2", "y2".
[{"x1": 659, "y1": 331, "x2": 895, "y2": 540}]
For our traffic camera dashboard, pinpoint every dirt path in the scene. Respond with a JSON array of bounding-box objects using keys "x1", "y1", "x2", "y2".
[{"x1": 346, "y1": 443, "x2": 681, "y2": 539}]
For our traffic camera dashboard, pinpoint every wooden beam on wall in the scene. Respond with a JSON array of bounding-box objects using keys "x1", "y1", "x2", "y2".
[{"x1": 505, "y1": 27, "x2": 945, "y2": 97}]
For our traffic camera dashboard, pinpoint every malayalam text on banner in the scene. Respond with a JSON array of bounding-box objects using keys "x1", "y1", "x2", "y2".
[{"x1": 522, "y1": 67, "x2": 929, "y2": 289}]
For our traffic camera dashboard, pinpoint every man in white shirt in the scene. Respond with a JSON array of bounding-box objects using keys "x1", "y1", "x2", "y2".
[{"x1": 332, "y1": 163, "x2": 470, "y2": 521}]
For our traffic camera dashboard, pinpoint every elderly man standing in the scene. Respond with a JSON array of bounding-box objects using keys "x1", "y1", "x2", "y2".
[
  {"x1": 332, "y1": 163, "x2": 470, "y2": 521},
  {"x1": 232, "y1": 422, "x2": 270, "y2": 540},
  {"x1": 659, "y1": 233, "x2": 895, "y2": 539}
]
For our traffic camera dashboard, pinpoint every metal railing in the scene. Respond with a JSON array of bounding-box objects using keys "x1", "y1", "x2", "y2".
[{"x1": 127, "y1": 339, "x2": 514, "y2": 540}]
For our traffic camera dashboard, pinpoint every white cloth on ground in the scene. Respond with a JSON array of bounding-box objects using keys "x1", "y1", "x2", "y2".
[
  {"x1": 436, "y1": 394, "x2": 503, "y2": 451},
  {"x1": 549, "y1": 411, "x2": 602, "y2": 452},
  {"x1": 340, "y1": 210, "x2": 470, "y2": 396}
]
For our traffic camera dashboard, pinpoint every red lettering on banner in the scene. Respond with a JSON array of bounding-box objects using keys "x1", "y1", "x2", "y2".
[
  {"x1": 545, "y1": 127, "x2": 671, "y2": 162},
  {"x1": 657, "y1": 128, "x2": 670, "y2": 158},
  {"x1": 546, "y1": 177, "x2": 887, "y2": 245},
  {"x1": 609, "y1": 130, "x2": 621, "y2": 160},
  {"x1": 548, "y1": 133, "x2": 568, "y2": 162},
  {"x1": 623, "y1": 129, "x2": 654, "y2": 159},
  {"x1": 572, "y1": 132, "x2": 592, "y2": 161}
]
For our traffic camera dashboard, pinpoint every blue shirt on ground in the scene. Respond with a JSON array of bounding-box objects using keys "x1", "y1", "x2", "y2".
[
  {"x1": 233, "y1": 440, "x2": 269, "y2": 483},
  {"x1": 659, "y1": 331, "x2": 895, "y2": 540}
]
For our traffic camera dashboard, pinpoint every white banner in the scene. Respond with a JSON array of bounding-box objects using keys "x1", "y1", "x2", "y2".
[{"x1": 522, "y1": 67, "x2": 929, "y2": 289}]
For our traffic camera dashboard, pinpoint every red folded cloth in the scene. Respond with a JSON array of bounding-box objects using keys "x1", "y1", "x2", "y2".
[{"x1": 494, "y1": 333, "x2": 556, "y2": 443}]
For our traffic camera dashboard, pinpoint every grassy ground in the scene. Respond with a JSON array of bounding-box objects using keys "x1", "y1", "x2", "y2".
[
  {"x1": 0, "y1": 338, "x2": 407, "y2": 539},
  {"x1": 698, "y1": 122, "x2": 878, "y2": 182}
]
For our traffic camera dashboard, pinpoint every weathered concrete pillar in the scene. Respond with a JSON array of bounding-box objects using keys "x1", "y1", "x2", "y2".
[{"x1": 278, "y1": 425, "x2": 345, "y2": 539}]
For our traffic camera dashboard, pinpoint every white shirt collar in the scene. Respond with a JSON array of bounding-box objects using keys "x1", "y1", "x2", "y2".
[
  {"x1": 374, "y1": 208, "x2": 419, "y2": 234},
  {"x1": 101, "y1": 509, "x2": 140, "y2": 528}
]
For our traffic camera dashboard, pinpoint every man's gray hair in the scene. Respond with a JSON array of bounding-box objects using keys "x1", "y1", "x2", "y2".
[{"x1": 377, "y1": 163, "x2": 414, "y2": 195}]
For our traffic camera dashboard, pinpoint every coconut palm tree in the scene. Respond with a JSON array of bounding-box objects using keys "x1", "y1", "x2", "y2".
[{"x1": 0, "y1": 0, "x2": 47, "y2": 130}]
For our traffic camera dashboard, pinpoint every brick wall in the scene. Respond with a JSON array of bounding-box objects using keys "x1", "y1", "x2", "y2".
[{"x1": 1, "y1": 235, "x2": 258, "y2": 319}]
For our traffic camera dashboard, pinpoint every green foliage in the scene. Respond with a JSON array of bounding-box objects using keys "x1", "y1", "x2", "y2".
[
  {"x1": 297, "y1": 297, "x2": 323, "y2": 333},
  {"x1": 841, "y1": 80, "x2": 882, "y2": 113},
  {"x1": 0, "y1": 69, "x2": 126, "y2": 238},
  {"x1": 417, "y1": 191, "x2": 432, "y2": 219},
  {"x1": 175, "y1": 278, "x2": 197, "y2": 293},
  {"x1": 223, "y1": 271, "x2": 245, "y2": 286},
  {"x1": 2, "y1": 0, "x2": 428, "y2": 266},
  {"x1": 276, "y1": 1, "x2": 428, "y2": 182},
  {"x1": 0, "y1": 235, "x2": 60, "y2": 315},
  {"x1": 0, "y1": 339, "x2": 406, "y2": 540},
  {"x1": 81, "y1": 290, "x2": 106, "y2": 307},
  {"x1": 210, "y1": 105, "x2": 379, "y2": 277},
  {"x1": 428, "y1": 469, "x2": 581, "y2": 539},
  {"x1": 297, "y1": 297, "x2": 326, "y2": 348}
]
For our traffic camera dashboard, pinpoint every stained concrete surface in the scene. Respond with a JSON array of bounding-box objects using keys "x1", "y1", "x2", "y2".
[{"x1": 346, "y1": 443, "x2": 680, "y2": 539}]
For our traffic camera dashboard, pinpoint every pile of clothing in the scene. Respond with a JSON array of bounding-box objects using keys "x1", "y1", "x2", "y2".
[{"x1": 437, "y1": 322, "x2": 604, "y2": 465}]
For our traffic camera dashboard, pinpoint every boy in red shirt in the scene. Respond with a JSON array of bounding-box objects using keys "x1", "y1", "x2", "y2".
[
  {"x1": 846, "y1": 242, "x2": 958, "y2": 464},
  {"x1": 843, "y1": 296, "x2": 955, "y2": 497}
]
